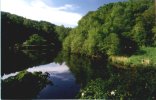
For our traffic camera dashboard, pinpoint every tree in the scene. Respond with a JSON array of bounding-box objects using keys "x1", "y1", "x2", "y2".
[
  {"x1": 131, "y1": 20, "x2": 146, "y2": 46},
  {"x1": 62, "y1": 0, "x2": 154, "y2": 56},
  {"x1": 55, "y1": 25, "x2": 71, "y2": 42},
  {"x1": 152, "y1": 26, "x2": 156, "y2": 46},
  {"x1": 103, "y1": 33, "x2": 120, "y2": 56},
  {"x1": 23, "y1": 34, "x2": 47, "y2": 45}
]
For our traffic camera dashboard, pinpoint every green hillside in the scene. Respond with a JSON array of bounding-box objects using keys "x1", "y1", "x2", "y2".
[{"x1": 63, "y1": 0, "x2": 156, "y2": 57}]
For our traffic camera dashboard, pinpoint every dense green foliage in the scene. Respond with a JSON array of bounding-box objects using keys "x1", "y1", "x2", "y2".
[
  {"x1": 2, "y1": 71, "x2": 52, "y2": 99},
  {"x1": 2, "y1": 12, "x2": 57, "y2": 49},
  {"x1": 63, "y1": 0, "x2": 155, "y2": 56},
  {"x1": 23, "y1": 34, "x2": 47, "y2": 45},
  {"x1": 79, "y1": 67, "x2": 156, "y2": 99},
  {"x1": 55, "y1": 25, "x2": 72, "y2": 42},
  {"x1": 1, "y1": 12, "x2": 71, "y2": 52}
]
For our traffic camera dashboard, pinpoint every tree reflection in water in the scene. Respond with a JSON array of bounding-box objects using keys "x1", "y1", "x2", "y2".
[
  {"x1": 2, "y1": 50, "x2": 156, "y2": 99},
  {"x1": 2, "y1": 50, "x2": 58, "y2": 75},
  {"x1": 54, "y1": 51, "x2": 156, "y2": 99}
]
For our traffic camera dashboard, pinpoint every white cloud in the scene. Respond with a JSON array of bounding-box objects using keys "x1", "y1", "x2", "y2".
[
  {"x1": 1, "y1": 0, "x2": 82, "y2": 27},
  {"x1": 57, "y1": 4, "x2": 73, "y2": 10}
]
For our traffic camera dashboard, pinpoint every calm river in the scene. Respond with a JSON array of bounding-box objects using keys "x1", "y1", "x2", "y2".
[{"x1": 2, "y1": 50, "x2": 156, "y2": 99}]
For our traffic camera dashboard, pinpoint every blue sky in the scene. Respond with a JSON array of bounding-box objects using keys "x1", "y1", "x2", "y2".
[
  {"x1": 43, "y1": 0, "x2": 126, "y2": 14},
  {"x1": 1, "y1": 0, "x2": 126, "y2": 27}
]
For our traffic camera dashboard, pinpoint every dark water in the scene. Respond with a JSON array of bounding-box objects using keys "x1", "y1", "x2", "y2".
[
  {"x1": 2, "y1": 50, "x2": 156, "y2": 99},
  {"x1": 2, "y1": 50, "x2": 58, "y2": 75}
]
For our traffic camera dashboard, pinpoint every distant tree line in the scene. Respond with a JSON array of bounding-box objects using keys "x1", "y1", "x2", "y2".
[{"x1": 1, "y1": 11, "x2": 71, "y2": 51}]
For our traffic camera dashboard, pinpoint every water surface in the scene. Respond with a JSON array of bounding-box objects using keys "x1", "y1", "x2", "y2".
[{"x1": 2, "y1": 50, "x2": 156, "y2": 99}]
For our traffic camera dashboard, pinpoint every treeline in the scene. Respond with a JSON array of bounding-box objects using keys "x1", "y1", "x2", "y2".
[
  {"x1": 1, "y1": 11, "x2": 71, "y2": 51},
  {"x1": 63, "y1": 0, "x2": 156, "y2": 56}
]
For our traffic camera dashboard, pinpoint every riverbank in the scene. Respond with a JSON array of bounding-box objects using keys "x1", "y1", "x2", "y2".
[
  {"x1": 109, "y1": 47, "x2": 156, "y2": 68},
  {"x1": 2, "y1": 71, "x2": 52, "y2": 99}
]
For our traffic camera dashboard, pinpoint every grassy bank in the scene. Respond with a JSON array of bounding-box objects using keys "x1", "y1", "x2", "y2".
[{"x1": 109, "y1": 47, "x2": 156, "y2": 67}]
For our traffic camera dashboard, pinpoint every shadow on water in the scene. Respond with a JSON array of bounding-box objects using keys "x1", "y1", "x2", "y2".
[
  {"x1": 54, "y1": 51, "x2": 109, "y2": 87},
  {"x1": 2, "y1": 49, "x2": 58, "y2": 75}
]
